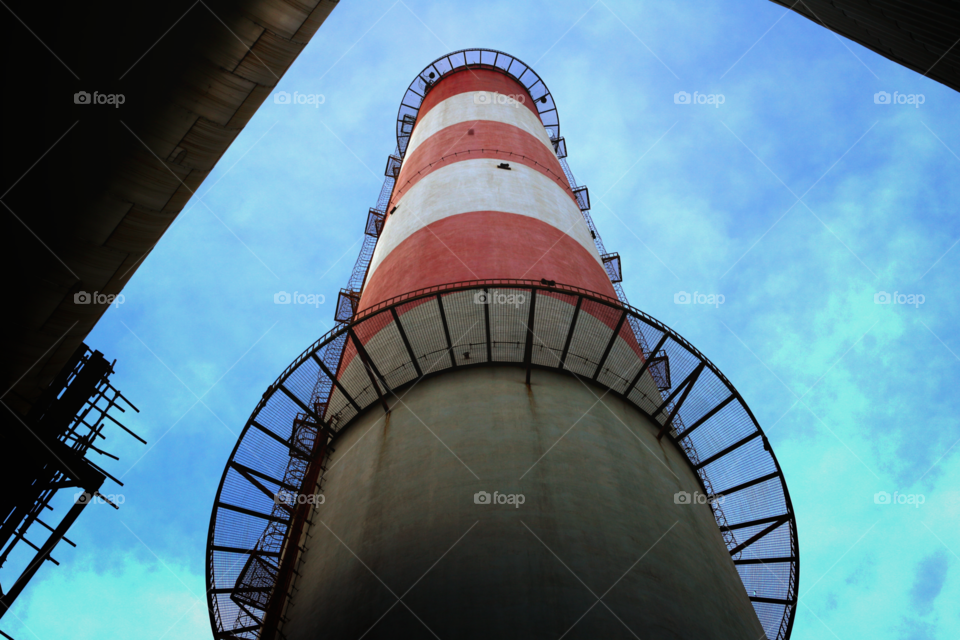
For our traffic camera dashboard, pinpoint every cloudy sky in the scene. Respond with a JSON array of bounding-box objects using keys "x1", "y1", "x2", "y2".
[{"x1": 4, "y1": 1, "x2": 959, "y2": 638}]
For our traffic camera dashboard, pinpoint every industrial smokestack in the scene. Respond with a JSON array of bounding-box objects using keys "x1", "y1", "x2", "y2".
[{"x1": 206, "y1": 49, "x2": 799, "y2": 640}]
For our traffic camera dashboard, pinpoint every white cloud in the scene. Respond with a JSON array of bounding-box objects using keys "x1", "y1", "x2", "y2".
[{"x1": 5, "y1": 552, "x2": 209, "y2": 640}]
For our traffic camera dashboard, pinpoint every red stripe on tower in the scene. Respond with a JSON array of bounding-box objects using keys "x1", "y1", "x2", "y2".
[{"x1": 391, "y1": 120, "x2": 574, "y2": 205}]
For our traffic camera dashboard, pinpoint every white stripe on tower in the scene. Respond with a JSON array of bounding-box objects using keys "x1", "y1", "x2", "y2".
[
  {"x1": 366, "y1": 160, "x2": 600, "y2": 279},
  {"x1": 405, "y1": 91, "x2": 557, "y2": 158}
]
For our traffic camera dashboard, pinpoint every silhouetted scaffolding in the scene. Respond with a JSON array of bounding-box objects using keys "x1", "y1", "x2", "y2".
[{"x1": 0, "y1": 345, "x2": 143, "y2": 624}]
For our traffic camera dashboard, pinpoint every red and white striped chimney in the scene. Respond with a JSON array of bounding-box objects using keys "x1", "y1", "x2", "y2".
[
  {"x1": 212, "y1": 50, "x2": 789, "y2": 640},
  {"x1": 207, "y1": 49, "x2": 796, "y2": 640},
  {"x1": 359, "y1": 68, "x2": 615, "y2": 311}
]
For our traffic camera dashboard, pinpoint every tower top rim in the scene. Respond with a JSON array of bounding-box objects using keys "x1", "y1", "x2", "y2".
[{"x1": 395, "y1": 49, "x2": 560, "y2": 158}]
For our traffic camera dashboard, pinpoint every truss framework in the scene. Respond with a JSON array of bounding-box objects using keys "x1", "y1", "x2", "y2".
[{"x1": 0, "y1": 345, "x2": 142, "y2": 621}]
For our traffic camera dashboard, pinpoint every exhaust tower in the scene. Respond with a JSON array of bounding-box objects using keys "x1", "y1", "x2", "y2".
[{"x1": 206, "y1": 49, "x2": 799, "y2": 640}]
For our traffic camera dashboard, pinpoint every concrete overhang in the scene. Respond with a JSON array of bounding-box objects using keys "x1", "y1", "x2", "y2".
[
  {"x1": 769, "y1": 0, "x2": 959, "y2": 93},
  {"x1": 1, "y1": 0, "x2": 340, "y2": 416}
]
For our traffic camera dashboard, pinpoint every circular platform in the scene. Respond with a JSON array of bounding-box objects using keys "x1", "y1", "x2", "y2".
[
  {"x1": 206, "y1": 279, "x2": 798, "y2": 640},
  {"x1": 396, "y1": 48, "x2": 561, "y2": 157}
]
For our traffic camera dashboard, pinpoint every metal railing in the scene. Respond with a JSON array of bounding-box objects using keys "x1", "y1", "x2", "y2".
[{"x1": 205, "y1": 280, "x2": 798, "y2": 640}]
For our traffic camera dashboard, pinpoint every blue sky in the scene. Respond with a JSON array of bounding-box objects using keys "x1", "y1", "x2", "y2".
[{"x1": 4, "y1": 1, "x2": 959, "y2": 638}]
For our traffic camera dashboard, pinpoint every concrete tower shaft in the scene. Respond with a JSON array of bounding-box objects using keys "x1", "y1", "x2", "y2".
[
  {"x1": 280, "y1": 368, "x2": 768, "y2": 640},
  {"x1": 361, "y1": 69, "x2": 615, "y2": 310}
]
